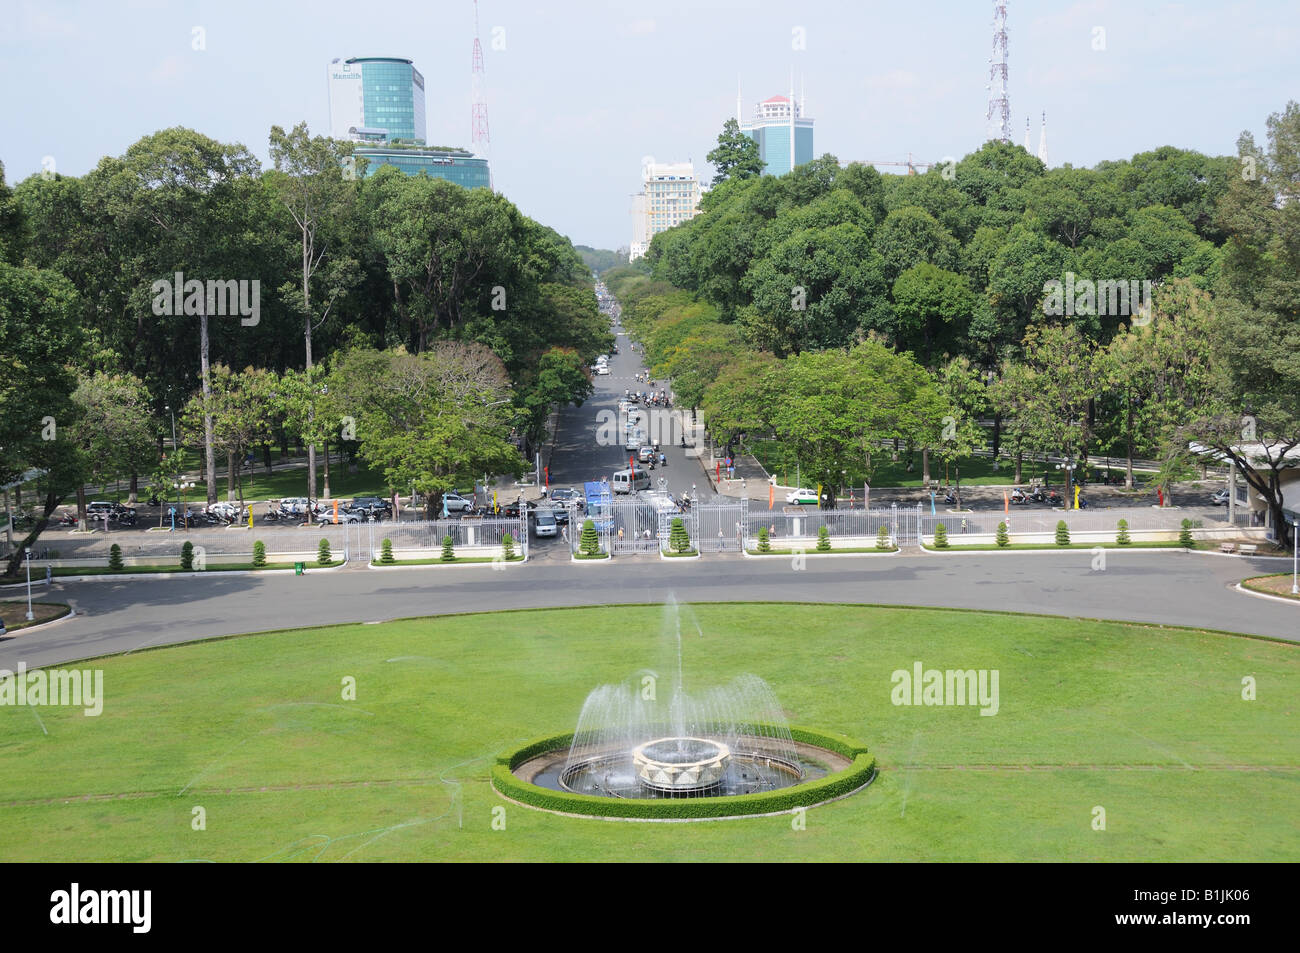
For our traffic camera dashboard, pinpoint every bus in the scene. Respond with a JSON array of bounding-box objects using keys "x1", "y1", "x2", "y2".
[{"x1": 583, "y1": 480, "x2": 613, "y2": 531}]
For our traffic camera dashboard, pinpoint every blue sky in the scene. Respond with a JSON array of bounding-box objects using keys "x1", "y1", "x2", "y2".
[{"x1": 2, "y1": 0, "x2": 1296, "y2": 249}]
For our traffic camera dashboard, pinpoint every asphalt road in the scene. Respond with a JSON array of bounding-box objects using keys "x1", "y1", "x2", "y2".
[{"x1": 2, "y1": 549, "x2": 1294, "y2": 670}]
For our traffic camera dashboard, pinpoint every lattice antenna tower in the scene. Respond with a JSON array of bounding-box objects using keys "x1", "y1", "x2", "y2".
[
  {"x1": 471, "y1": 1, "x2": 491, "y2": 160},
  {"x1": 986, "y1": 1, "x2": 1011, "y2": 143}
]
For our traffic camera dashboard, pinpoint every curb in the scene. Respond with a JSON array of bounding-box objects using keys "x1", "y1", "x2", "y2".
[
  {"x1": 742, "y1": 548, "x2": 900, "y2": 559},
  {"x1": 0, "y1": 606, "x2": 75, "y2": 636},
  {"x1": 1233, "y1": 582, "x2": 1300, "y2": 606},
  {"x1": 48, "y1": 561, "x2": 350, "y2": 582}
]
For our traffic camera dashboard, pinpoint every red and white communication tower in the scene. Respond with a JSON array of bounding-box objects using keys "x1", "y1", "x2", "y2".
[{"x1": 471, "y1": 0, "x2": 491, "y2": 174}]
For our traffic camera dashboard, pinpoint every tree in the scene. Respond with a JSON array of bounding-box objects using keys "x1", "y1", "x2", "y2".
[
  {"x1": 181, "y1": 365, "x2": 277, "y2": 510},
  {"x1": 325, "y1": 343, "x2": 522, "y2": 519},
  {"x1": 816, "y1": 524, "x2": 831, "y2": 552},
  {"x1": 1179, "y1": 519, "x2": 1195, "y2": 548},
  {"x1": 874, "y1": 206, "x2": 959, "y2": 285},
  {"x1": 757, "y1": 525, "x2": 771, "y2": 553},
  {"x1": 268, "y1": 122, "x2": 362, "y2": 507},
  {"x1": 317, "y1": 537, "x2": 333, "y2": 566},
  {"x1": 875, "y1": 525, "x2": 891, "y2": 551},
  {"x1": 1116, "y1": 519, "x2": 1131, "y2": 545},
  {"x1": 892, "y1": 264, "x2": 976, "y2": 362},
  {"x1": 501, "y1": 532, "x2": 516, "y2": 560},
  {"x1": 440, "y1": 534, "x2": 456, "y2": 562},
  {"x1": 181, "y1": 540, "x2": 195, "y2": 570},
  {"x1": 1014, "y1": 323, "x2": 1105, "y2": 474},
  {"x1": 0, "y1": 261, "x2": 85, "y2": 578},
  {"x1": 108, "y1": 543, "x2": 124, "y2": 570},
  {"x1": 996, "y1": 521, "x2": 1009, "y2": 547},
  {"x1": 68, "y1": 371, "x2": 156, "y2": 515},
  {"x1": 706, "y1": 118, "x2": 764, "y2": 185},
  {"x1": 252, "y1": 540, "x2": 267, "y2": 567}
]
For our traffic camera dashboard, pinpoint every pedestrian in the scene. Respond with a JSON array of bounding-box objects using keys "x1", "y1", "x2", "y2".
[
  {"x1": 561, "y1": 524, "x2": 568, "y2": 542},
  {"x1": 659, "y1": 452, "x2": 666, "y2": 467},
  {"x1": 45, "y1": 565, "x2": 52, "y2": 585},
  {"x1": 961, "y1": 518, "x2": 968, "y2": 534},
  {"x1": 617, "y1": 527, "x2": 624, "y2": 541}
]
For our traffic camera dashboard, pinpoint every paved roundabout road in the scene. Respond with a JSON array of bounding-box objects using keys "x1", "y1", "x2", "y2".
[{"x1": 1, "y1": 550, "x2": 1294, "y2": 670}]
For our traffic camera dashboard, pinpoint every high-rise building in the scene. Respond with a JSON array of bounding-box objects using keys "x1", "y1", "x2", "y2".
[
  {"x1": 629, "y1": 160, "x2": 702, "y2": 260},
  {"x1": 737, "y1": 82, "x2": 814, "y2": 177},
  {"x1": 352, "y1": 146, "x2": 490, "y2": 188},
  {"x1": 327, "y1": 57, "x2": 427, "y2": 144}
]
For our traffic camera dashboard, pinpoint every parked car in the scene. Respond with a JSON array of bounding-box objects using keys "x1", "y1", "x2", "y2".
[
  {"x1": 1211, "y1": 489, "x2": 1230, "y2": 506},
  {"x1": 785, "y1": 487, "x2": 819, "y2": 505},
  {"x1": 318, "y1": 509, "x2": 363, "y2": 524},
  {"x1": 441, "y1": 492, "x2": 475, "y2": 514},
  {"x1": 548, "y1": 487, "x2": 583, "y2": 510},
  {"x1": 595, "y1": 365, "x2": 610, "y2": 375},
  {"x1": 350, "y1": 497, "x2": 392, "y2": 519},
  {"x1": 86, "y1": 501, "x2": 117, "y2": 519}
]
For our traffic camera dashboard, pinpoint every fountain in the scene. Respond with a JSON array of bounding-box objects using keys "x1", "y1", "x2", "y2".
[{"x1": 496, "y1": 597, "x2": 875, "y2": 817}]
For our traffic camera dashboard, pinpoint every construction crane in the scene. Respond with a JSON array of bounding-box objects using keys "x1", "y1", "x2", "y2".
[{"x1": 848, "y1": 154, "x2": 936, "y2": 175}]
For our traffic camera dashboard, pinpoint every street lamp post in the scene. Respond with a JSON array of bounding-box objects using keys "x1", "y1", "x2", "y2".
[
  {"x1": 1290, "y1": 516, "x2": 1298, "y2": 595},
  {"x1": 24, "y1": 547, "x2": 34, "y2": 620},
  {"x1": 1055, "y1": 458, "x2": 1076, "y2": 509}
]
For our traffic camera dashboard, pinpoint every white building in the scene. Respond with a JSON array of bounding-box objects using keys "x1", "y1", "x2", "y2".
[{"x1": 629, "y1": 160, "x2": 702, "y2": 261}]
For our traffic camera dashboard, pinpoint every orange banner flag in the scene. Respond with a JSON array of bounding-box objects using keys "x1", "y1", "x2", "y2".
[
  {"x1": 769, "y1": 483, "x2": 774, "y2": 510},
  {"x1": 1004, "y1": 491, "x2": 1009, "y2": 515}
]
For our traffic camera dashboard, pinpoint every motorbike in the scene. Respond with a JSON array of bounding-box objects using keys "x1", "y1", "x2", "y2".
[
  {"x1": 943, "y1": 491, "x2": 957, "y2": 506},
  {"x1": 55, "y1": 512, "x2": 79, "y2": 527},
  {"x1": 1009, "y1": 489, "x2": 1030, "y2": 505},
  {"x1": 1076, "y1": 495, "x2": 1090, "y2": 509},
  {"x1": 1046, "y1": 491, "x2": 1063, "y2": 506}
]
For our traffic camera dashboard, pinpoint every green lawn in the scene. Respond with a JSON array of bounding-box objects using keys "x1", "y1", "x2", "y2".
[{"x1": 0, "y1": 604, "x2": 1294, "y2": 862}]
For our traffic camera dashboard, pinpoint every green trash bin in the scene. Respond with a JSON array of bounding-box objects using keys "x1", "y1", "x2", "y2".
[{"x1": 294, "y1": 561, "x2": 305, "y2": 576}]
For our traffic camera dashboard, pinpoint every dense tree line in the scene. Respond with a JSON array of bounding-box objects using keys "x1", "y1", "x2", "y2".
[
  {"x1": 0, "y1": 124, "x2": 610, "y2": 574},
  {"x1": 607, "y1": 102, "x2": 1299, "y2": 540}
]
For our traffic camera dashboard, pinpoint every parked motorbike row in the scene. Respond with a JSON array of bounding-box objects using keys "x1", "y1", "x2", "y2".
[{"x1": 1007, "y1": 487, "x2": 1088, "y2": 508}]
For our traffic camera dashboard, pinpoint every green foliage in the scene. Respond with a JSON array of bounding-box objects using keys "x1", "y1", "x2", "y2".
[
  {"x1": 579, "y1": 519, "x2": 600, "y2": 556},
  {"x1": 252, "y1": 540, "x2": 266, "y2": 567},
  {"x1": 317, "y1": 538, "x2": 333, "y2": 566},
  {"x1": 180, "y1": 541, "x2": 194, "y2": 571},
  {"x1": 1179, "y1": 519, "x2": 1194, "y2": 548},
  {"x1": 933, "y1": 522, "x2": 949, "y2": 548},
  {"x1": 996, "y1": 521, "x2": 1009, "y2": 547},
  {"x1": 380, "y1": 537, "x2": 394, "y2": 564},
  {"x1": 108, "y1": 543, "x2": 124, "y2": 571},
  {"x1": 1117, "y1": 519, "x2": 1131, "y2": 546},
  {"x1": 876, "y1": 525, "x2": 891, "y2": 551},
  {"x1": 502, "y1": 532, "x2": 515, "y2": 560},
  {"x1": 669, "y1": 517, "x2": 692, "y2": 554},
  {"x1": 440, "y1": 534, "x2": 456, "y2": 562},
  {"x1": 757, "y1": 525, "x2": 771, "y2": 553},
  {"x1": 816, "y1": 524, "x2": 831, "y2": 552},
  {"x1": 1055, "y1": 520, "x2": 1071, "y2": 546},
  {"x1": 706, "y1": 117, "x2": 764, "y2": 185}
]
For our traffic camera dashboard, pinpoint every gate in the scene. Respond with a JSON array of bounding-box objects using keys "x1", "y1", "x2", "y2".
[{"x1": 687, "y1": 497, "x2": 748, "y2": 553}]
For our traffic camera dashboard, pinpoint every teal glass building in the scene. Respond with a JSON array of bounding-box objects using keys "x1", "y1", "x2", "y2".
[
  {"x1": 740, "y1": 94, "x2": 814, "y2": 177},
  {"x1": 328, "y1": 56, "x2": 427, "y2": 144},
  {"x1": 354, "y1": 147, "x2": 491, "y2": 188}
]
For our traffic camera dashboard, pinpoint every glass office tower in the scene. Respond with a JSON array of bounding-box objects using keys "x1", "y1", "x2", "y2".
[{"x1": 328, "y1": 57, "x2": 427, "y2": 143}]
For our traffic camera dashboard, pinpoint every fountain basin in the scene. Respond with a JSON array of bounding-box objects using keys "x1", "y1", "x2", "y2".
[{"x1": 633, "y1": 737, "x2": 731, "y2": 793}]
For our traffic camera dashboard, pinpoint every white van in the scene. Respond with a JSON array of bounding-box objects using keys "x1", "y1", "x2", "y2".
[{"x1": 611, "y1": 467, "x2": 651, "y2": 494}]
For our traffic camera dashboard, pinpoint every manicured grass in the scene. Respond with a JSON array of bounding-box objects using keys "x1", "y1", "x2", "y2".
[
  {"x1": 371, "y1": 556, "x2": 523, "y2": 566},
  {"x1": 0, "y1": 601, "x2": 70, "y2": 630},
  {"x1": 0, "y1": 604, "x2": 1294, "y2": 861},
  {"x1": 921, "y1": 541, "x2": 1197, "y2": 552},
  {"x1": 1242, "y1": 573, "x2": 1300, "y2": 600},
  {"x1": 14, "y1": 562, "x2": 313, "y2": 578},
  {"x1": 750, "y1": 546, "x2": 898, "y2": 555}
]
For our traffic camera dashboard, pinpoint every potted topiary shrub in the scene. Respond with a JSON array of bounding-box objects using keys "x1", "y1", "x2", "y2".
[
  {"x1": 1116, "y1": 519, "x2": 1131, "y2": 546},
  {"x1": 932, "y1": 522, "x2": 949, "y2": 549},
  {"x1": 1179, "y1": 518, "x2": 1194, "y2": 548},
  {"x1": 816, "y1": 525, "x2": 831, "y2": 552},
  {"x1": 380, "y1": 538, "x2": 394, "y2": 564},
  {"x1": 1055, "y1": 520, "x2": 1071, "y2": 546},
  {"x1": 876, "y1": 525, "x2": 891, "y2": 551},
  {"x1": 180, "y1": 541, "x2": 194, "y2": 570},
  {"x1": 502, "y1": 532, "x2": 515, "y2": 560},
  {"x1": 440, "y1": 534, "x2": 456, "y2": 562},
  {"x1": 317, "y1": 538, "x2": 333, "y2": 566},
  {"x1": 757, "y1": 526, "x2": 771, "y2": 553},
  {"x1": 996, "y1": 521, "x2": 1009, "y2": 547},
  {"x1": 108, "y1": 543, "x2": 124, "y2": 571},
  {"x1": 252, "y1": 540, "x2": 266, "y2": 568}
]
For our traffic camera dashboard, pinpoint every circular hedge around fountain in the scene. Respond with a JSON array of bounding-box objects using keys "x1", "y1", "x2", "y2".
[{"x1": 492, "y1": 725, "x2": 876, "y2": 820}]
